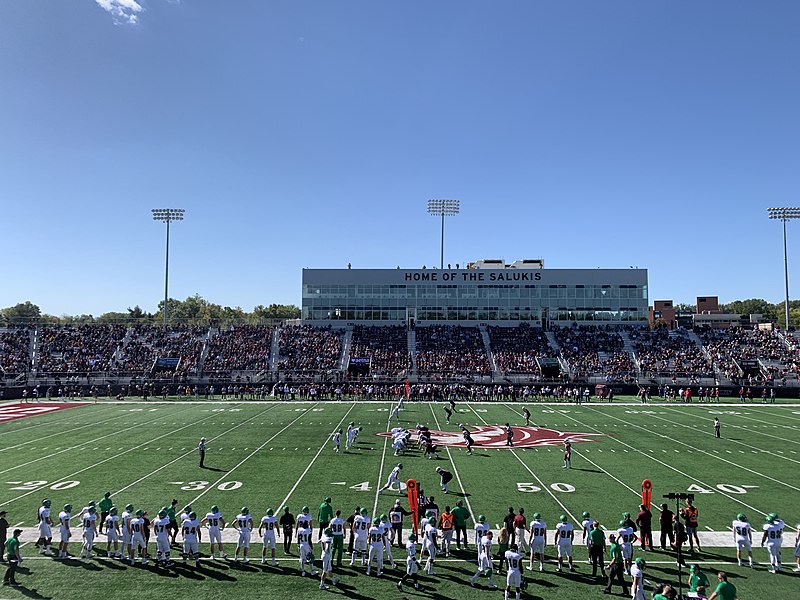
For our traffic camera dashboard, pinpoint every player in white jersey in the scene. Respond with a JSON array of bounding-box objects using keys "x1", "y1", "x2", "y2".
[
  {"x1": 80, "y1": 506, "x2": 98, "y2": 559},
  {"x1": 396, "y1": 533, "x2": 421, "y2": 591},
  {"x1": 36, "y1": 499, "x2": 53, "y2": 555},
  {"x1": 181, "y1": 512, "x2": 202, "y2": 567},
  {"x1": 761, "y1": 513, "x2": 785, "y2": 573},
  {"x1": 529, "y1": 513, "x2": 547, "y2": 572},
  {"x1": 129, "y1": 509, "x2": 148, "y2": 565},
  {"x1": 616, "y1": 520, "x2": 637, "y2": 574},
  {"x1": 379, "y1": 463, "x2": 404, "y2": 493},
  {"x1": 367, "y1": 522, "x2": 385, "y2": 576},
  {"x1": 297, "y1": 524, "x2": 318, "y2": 576},
  {"x1": 319, "y1": 528, "x2": 338, "y2": 589},
  {"x1": 630, "y1": 557, "x2": 646, "y2": 600},
  {"x1": 331, "y1": 429, "x2": 342, "y2": 453},
  {"x1": 351, "y1": 509, "x2": 370, "y2": 566},
  {"x1": 505, "y1": 544, "x2": 524, "y2": 600},
  {"x1": 57, "y1": 504, "x2": 72, "y2": 559},
  {"x1": 732, "y1": 512, "x2": 753, "y2": 567},
  {"x1": 389, "y1": 403, "x2": 401, "y2": 423},
  {"x1": 345, "y1": 422, "x2": 357, "y2": 450},
  {"x1": 581, "y1": 511, "x2": 593, "y2": 564},
  {"x1": 201, "y1": 505, "x2": 227, "y2": 560},
  {"x1": 200, "y1": 504, "x2": 227, "y2": 559},
  {"x1": 423, "y1": 518, "x2": 438, "y2": 575},
  {"x1": 233, "y1": 508, "x2": 254, "y2": 563},
  {"x1": 259, "y1": 508, "x2": 279, "y2": 565},
  {"x1": 121, "y1": 504, "x2": 135, "y2": 563},
  {"x1": 474, "y1": 515, "x2": 489, "y2": 562},
  {"x1": 469, "y1": 529, "x2": 497, "y2": 588},
  {"x1": 554, "y1": 515, "x2": 574, "y2": 572},
  {"x1": 793, "y1": 523, "x2": 800, "y2": 572},
  {"x1": 153, "y1": 508, "x2": 173, "y2": 567},
  {"x1": 105, "y1": 507, "x2": 121, "y2": 558},
  {"x1": 378, "y1": 514, "x2": 397, "y2": 568}
]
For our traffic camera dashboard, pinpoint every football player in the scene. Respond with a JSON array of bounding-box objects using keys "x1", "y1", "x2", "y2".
[
  {"x1": 396, "y1": 532, "x2": 421, "y2": 591},
  {"x1": 297, "y1": 517, "x2": 317, "y2": 576},
  {"x1": 469, "y1": 528, "x2": 496, "y2": 588},
  {"x1": 202, "y1": 505, "x2": 226, "y2": 560},
  {"x1": 80, "y1": 506, "x2": 98, "y2": 559},
  {"x1": 130, "y1": 509, "x2": 148, "y2": 565},
  {"x1": 181, "y1": 511, "x2": 202, "y2": 567},
  {"x1": 350, "y1": 508, "x2": 370, "y2": 566},
  {"x1": 732, "y1": 512, "x2": 753, "y2": 567},
  {"x1": 105, "y1": 506, "x2": 121, "y2": 558},
  {"x1": 366, "y1": 519, "x2": 385, "y2": 576},
  {"x1": 529, "y1": 513, "x2": 547, "y2": 572},
  {"x1": 616, "y1": 519, "x2": 637, "y2": 574},
  {"x1": 474, "y1": 514, "x2": 489, "y2": 562},
  {"x1": 581, "y1": 511, "x2": 593, "y2": 564},
  {"x1": 233, "y1": 507, "x2": 254, "y2": 563},
  {"x1": 380, "y1": 463, "x2": 404, "y2": 493},
  {"x1": 153, "y1": 508, "x2": 173, "y2": 567},
  {"x1": 35, "y1": 499, "x2": 53, "y2": 556},
  {"x1": 505, "y1": 543, "x2": 524, "y2": 600},
  {"x1": 761, "y1": 513, "x2": 785, "y2": 573},
  {"x1": 318, "y1": 527, "x2": 337, "y2": 589},
  {"x1": 121, "y1": 504, "x2": 135, "y2": 563},
  {"x1": 554, "y1": 515, "x2": 574, "y2": 572},
  {"x1": 57, "y1": 504, "x2": 72, "y2": 559},
  {"x1": 259, "y1": 508, "x2": 279, "y2": 565},
  {"x1": 423, "y1": 512, "x2": 438, "y2": 575}
]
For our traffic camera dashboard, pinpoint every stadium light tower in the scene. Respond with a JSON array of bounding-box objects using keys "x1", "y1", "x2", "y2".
[
  {"x1": 427, "y1": 199, "x2": 460, "y2": 270},
  {"x1": 152, "y1": 208, "x2": 185, "y2": 327},
  {"x1": 768, "y1": 207, "x2": 800, "y2": 330}
]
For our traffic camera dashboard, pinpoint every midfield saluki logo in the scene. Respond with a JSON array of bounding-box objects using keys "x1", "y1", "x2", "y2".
[{"x1": 377, "y1": 425, "x2": 605, "y2": 449}]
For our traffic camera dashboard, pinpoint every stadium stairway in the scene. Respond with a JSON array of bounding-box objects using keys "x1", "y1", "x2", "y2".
[
  {"x1": 269, "y1": 328, "x2": 280, "y2": 372},
  {"x1": 407, "y1": 327, "x2": 417, "y2": 377},
  {"x1": 619, "y1": 330, "x2": 641, "y2": 377},
  {"x1": 339, "y1": 327, "x2": 353, "y2": 370},
  {"x1": 478, "y1": 325, "x2": 498, "y2": 376}
]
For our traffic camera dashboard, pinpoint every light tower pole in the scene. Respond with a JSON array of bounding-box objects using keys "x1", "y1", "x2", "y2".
[
  {"x1": 427, "y1": 199, "x2": 460, "y2": 269},
  {"x1": 152, "y1": 208, "x2": 185, "y2": 327},
  {"x1": 768, "y1": 207, "x2": 800, "y2": 330}
]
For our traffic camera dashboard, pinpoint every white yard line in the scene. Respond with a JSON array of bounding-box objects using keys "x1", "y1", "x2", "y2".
[
  {"x1": 652, "y1": 407, "x2": 800, "y2": 464},
  {"x1": 113, "y1": 403, "x2": 280, "y2": 497},
  {"x1": 583, "y1": 406, "x2": 800, "y2": 493},
  {"x1": 703, "y1": 410, "x2": 800, "y2": 443},
  {"x1": 428, "y1": 403, "x2": 478, "y2": 522},
  {"x1": 0, "y1": 404, "x2": 193, "y2": 476},
  {"x1": 371, "y1": 403, "x2": 394, "y2": 517},
  {"x1": 278, "y1": 403, "x2": 357, "y2": 510},
  {"x1": 0, "y1": 405, "x2": 231, "y2": 506},
  {"x1": 189, "y1": 404, "x2": 320, "y2": 505},
  {"x1": 564, "y1": 408, "x2": 767, "y2": 515},
  {"x1": 465, "y1": 404, "x2": 580, "y2": 525}
]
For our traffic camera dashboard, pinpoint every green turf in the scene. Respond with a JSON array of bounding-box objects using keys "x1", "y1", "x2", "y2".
[{"x1": 0, "y1": 398, "x2": 797, "y2": 599}]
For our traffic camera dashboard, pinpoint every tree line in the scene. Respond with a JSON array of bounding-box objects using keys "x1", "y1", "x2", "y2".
[{"x1": 0, "y1": 295, "x2": 301, "y2": 326}]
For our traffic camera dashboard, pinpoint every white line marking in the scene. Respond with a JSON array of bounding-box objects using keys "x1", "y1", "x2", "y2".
[
  {"x1": 189, "y1": 404, "x2": 320, "y2": 505},
  {"x1": 371, "y1": 403, "x2": 394, "y2": 517},
  {"x1": 279, "y1": 404, "x2": 356, "y2": 510}
]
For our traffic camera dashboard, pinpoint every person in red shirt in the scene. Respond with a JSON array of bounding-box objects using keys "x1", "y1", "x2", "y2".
[
  {"x1": 513, "y1": 508, "x2": 529, "y2": 554},
  {"x1": 636, "y1": 504, "x2": 654, "y2": 551}
]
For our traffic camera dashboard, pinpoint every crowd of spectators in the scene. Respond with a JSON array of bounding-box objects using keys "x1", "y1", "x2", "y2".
[
  {"x1": 0, "y1": 328, "x2": 31, "y2": 375},
  {"x1": 552, "y1": 325, "x2": 630, "y2": 378},
  {"x1": 116, "y1": 325, "x2": 205, "y2": 375},
  {"x1": 415, "y1": 325, "x2": 490, "y2": 376},
  {"x1": 277, "y1": 325, "x2": 343, "y2": 372},
  {"x1": 699, "y1": 326, "x2": 799, "y2": 383},
  {"x1": 204, "y1": 325, "x2": 273, "y2": 375},
  {"x1": 488, "y1": 323, "x2": 555, "y2": 375},
  {"x1": 36, "y1": 324, "x2": 125, "y2": 375},
  {"x1": 349, "y1": 325, "x2": 409, "y2": 378},
  {"x1": 630, "y1": 328, "x2": 712, "y2": 379}
]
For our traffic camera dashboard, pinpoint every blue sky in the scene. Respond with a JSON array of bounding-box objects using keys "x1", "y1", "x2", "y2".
[{"x1": 1, "y1": 1, "x2": 799, "y2": 316}]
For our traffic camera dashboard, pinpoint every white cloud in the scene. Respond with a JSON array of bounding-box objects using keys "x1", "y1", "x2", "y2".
[{"x1": 95, "y1": 0, "x2": 144, "y2": 26}]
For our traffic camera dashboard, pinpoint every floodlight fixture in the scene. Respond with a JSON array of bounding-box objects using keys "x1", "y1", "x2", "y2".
[
  {"x1": 767, "y1": 207, "x2": 800, "y2": 330},
  {"x1": 152, "y1": 208, "x2": 186, "y2": 326},
  {"x1": 427, "y1": 199, "x2": 460, "y2": 269}
]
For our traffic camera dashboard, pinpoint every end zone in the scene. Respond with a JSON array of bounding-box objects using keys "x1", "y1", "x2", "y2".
[{"x1": 0, "y1": 403, "x2": 90, "y2": 424}]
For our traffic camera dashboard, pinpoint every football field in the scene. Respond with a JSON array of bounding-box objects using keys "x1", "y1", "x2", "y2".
[{"x1": 0, "y1": 398, "x2": 798, "y2": 599}]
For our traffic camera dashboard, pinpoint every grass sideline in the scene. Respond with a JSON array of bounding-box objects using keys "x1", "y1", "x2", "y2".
[{"x1": 0, "y1": 398, "x2": 797, "y2": 599}]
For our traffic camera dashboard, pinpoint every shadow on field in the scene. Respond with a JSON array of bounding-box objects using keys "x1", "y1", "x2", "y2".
[
  {"x1": 200, "y1": 466, "x2": 226, "y2": 472},
  {"x1": 571, "y1": 468, "x2": 603, "y2": 473},
  {"x1": 332, "y1": 580, "x2": 377, "y2": 600},
  {"x1": 61, "y1": 557, "x2": 102, "y2": 571},
  {"x1": 9, "y1": 583, "x2": 51, "y2": 600}
]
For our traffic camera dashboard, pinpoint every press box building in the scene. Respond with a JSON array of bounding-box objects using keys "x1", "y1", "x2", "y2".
[{"x1": 302, "y1": 261, "x2": 648, "y2": 327}]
